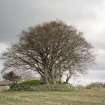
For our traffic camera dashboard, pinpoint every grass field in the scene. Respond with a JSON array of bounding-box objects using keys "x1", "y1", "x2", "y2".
[{"x1": 0, "y1": 88, "x2": 105, "y2": 105}]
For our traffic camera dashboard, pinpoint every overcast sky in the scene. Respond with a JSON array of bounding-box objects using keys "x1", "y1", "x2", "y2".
[{"x1": 0, "y1": 0, "x2": 105, "y2": 85}]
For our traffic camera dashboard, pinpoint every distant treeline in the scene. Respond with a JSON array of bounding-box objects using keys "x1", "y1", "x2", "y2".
[{"x1": 86, "y1": 82, "x2": 105, "y2": 89}]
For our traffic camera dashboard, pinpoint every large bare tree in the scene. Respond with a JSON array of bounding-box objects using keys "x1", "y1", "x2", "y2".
[{"x1": 2, "y1": 21, "x2": 94, "y2": 84}]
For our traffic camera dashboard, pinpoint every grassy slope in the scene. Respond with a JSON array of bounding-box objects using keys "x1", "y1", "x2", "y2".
[{"x1": 0, "y1": 88, "x2": 105, "y2": 105}]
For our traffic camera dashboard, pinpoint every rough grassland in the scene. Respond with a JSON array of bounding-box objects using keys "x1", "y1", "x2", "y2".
[{"x1": 0, "y1": 88, "x2": 105, "y2": 105}]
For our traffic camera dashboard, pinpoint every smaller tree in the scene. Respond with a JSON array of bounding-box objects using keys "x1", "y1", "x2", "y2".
[{"x1": 3, "y1": 71, "x2": 21, "y2": 84}]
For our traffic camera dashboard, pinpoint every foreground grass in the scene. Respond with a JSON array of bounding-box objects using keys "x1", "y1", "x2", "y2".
[{"x1": 0, "y1": 88, "x2": 105, "y2": 105}]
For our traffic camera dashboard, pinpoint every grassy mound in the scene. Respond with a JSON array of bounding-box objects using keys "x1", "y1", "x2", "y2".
[
  {"x1": 20, "y1": 80, "x2": 42, "y2": 86},
  {"x1": 9, "y1": 80, "x2": 77, "y2": 91}
]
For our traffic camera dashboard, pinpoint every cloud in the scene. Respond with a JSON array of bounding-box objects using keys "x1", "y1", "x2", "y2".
[
  {"x1": 0, "y1": 0, "x2": 105, "y2": 43},
  {"x1": 70, "y1": 70, "x2": 105, "y2": 85},
  {"x1": 0, "y1": 43, "x2": 8, "y2": 53}
]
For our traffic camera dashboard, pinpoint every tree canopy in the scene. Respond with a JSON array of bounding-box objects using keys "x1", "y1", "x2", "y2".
[{"x1": 2, "y1": 21, "x2": 94, "y2": 84}]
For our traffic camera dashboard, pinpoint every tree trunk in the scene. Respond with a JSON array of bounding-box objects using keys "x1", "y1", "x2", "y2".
[
  {"x1": 41, "y1": 75, "x2": 49, "y2": 85},
  {"x1": 65, "y1": 74, "x2": 72, "y2": 84}
]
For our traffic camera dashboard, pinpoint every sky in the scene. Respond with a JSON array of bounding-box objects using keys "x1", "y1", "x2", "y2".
[{"x1": 0, "y1": 0, "x2": 105, "y2": 85}]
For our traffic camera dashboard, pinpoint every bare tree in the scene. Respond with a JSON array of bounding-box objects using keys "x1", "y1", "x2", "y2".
[{"x1": 2, "y1": 21, "x2": 94, "y2": 84}]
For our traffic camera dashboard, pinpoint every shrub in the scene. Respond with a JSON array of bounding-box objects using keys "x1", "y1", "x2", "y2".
[
  {"x1": 10, "y1": 84, "x2": 32, "y2": 91},
  {"x1": 9, "y1": 80, "x2": 42, "y2": 91}
]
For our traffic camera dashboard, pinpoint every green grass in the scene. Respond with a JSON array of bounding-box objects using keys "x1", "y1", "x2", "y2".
[
  {"x1": 20, "y1": 80, "x2": 42, "y2": 86},
  {"x1": 0, "y1": 88, "x2": 105, "y2": 105}
]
